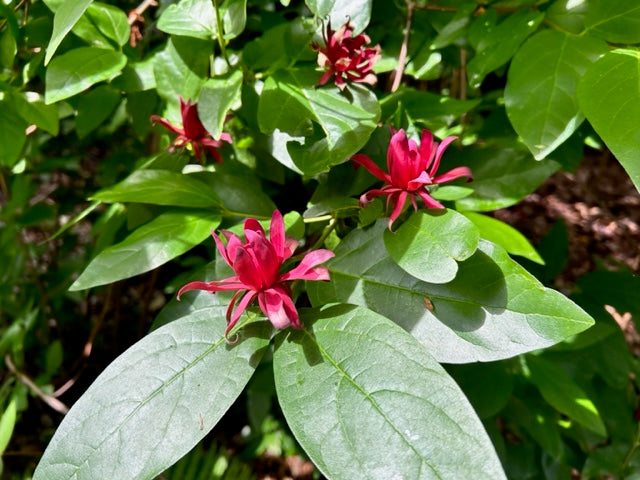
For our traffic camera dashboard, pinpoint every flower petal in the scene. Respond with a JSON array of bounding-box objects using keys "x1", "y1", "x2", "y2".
[
  {"x1": 432, "y1": 166, "x2": 473, "y2": 185},
  {"x1": 280, "y1": 249, "x2": 334, "y2": 281},
  {"x1": 258, "y1": 288, "x2": 299, "y2": 329},
  {"x1": 225, "y1": 290, "x2": 257, "y2": 343},
  {"x1": 351, "y1": 154, "x2": 391, "y2": 183},
  {"x1": 428, "y1": 135, "x2": 457, "y2": 177},
  {"x1": 417, "y1": 189, "x2": 445, "y2": 209},
  {"x1": 388, "y1": 190, "x2": 408, "y2": 230},
  {"x1": 269, "y1": 210, "x2": 285, "y2": 260}
]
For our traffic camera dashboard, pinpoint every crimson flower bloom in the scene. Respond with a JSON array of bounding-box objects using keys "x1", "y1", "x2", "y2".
[
  {"x1": 150, "y1": 97, "x2": 231, "y2": 163},
  {"x1": 312, "y1": 21, "x2": 381, "y2": 90},
  {"x1": 352, "y1": 128, "x2": 473, "y2": 229},
  {"x1": 178, "y1": 210, "x2": 334, "y2": 341}
]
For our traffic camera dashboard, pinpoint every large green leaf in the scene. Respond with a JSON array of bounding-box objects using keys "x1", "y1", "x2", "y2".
[
  {"x1": 305, "y1": 0, "x2": 372, "y2": 33},
  {"x1": 384, "y1": 210, "x2": 479, "y2": 284},
  {"x1": 526, "y1": 355, "x2": 606, "y2": 436},
  {"x1": 33, "y1": 298, "x2": 271, "y2": 480},
  {"x1": 45, "y1": 47, "x2": 127, "y2": 104},
  {"x1": 10, "y1": 92, "x2": 59, "y2": 136},
  {"x1": 505, "y1": 30, "x2": 607, "y2": 160},
  {"x1": 44, "y1": 0, "x2": 93, "y2": 65},
  {"x1": 157, "y1": 0, "x2": 217, "y2": 40},
  {"x1": 76, "y1": 85, "x2": 121, "y2": 138},
  {"x1": 467, "y1": 8, "x2": 544, "y2": 88},
  {"x1": 584, "y1": 0, "x2": 640, "y2": 44},
  {"x1": 0, "y1": 99, "x2": 28, "y2": 167},
  {"x1": 577, "y1": 49, "x2": 640, "y2": 193},
  {"x1": 198, "y1": 70, "x2": 242, "y2": 140},
  {"x1": 308, "y1": 221, "x2": 594, "y2": 363},
  {"x1": 91, "y1": 170, "x2": 221, "y2": 207},
  {"x1": 70, "y1": 210, "x2": 220, "y2": 291},
  {"x1": 453, "y1": 147, "x2": 559, "y2": 211},
  {"x1": 73, "y1": 2, "x2": 129, "y2": 49},
  {"x1": 461, "y1": 211, "x2": 543, "y2": 264},
  {"x1": 258, "y1": 68, "x2": 379, "y2": 175},
  {"x1": 274, "y1": 305, "x2": 507, "y2": 479}
]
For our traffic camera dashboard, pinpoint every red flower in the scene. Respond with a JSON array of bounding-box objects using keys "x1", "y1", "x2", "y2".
[
  {"x1": 178, "y1": 211, "x2": 334, "y2": 341},
  {"x1": 150, "y1": 97, "x2": 231, "y2": 163},
  {"x1": 312, "y1": 21, "x2": 381, "y2": 90},
  {"x1": 352, "y1": 128, "x2": 473, "y2": 229}
]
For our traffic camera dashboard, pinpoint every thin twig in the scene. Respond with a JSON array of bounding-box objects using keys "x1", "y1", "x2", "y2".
[
  {"x1": 212, "y1": 0, "x2": 231, "y2": 67},
  {"x1": 128, "y1": 0, "x2": 157, "y2": 25},
  {"x1": 391, "y1": 0, "x2": 414, "y2": 92},
  {"x1": 5, "y1": 354, "x2": 69, "y2": 414},
  {"x1": 459, "y1": 48, "x2": 468, "y2": 125}
]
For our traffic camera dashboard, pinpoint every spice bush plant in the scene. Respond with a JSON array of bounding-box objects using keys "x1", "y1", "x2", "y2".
[{"x1": 1, "y1": 0, "x2": 640, "y2": 478}]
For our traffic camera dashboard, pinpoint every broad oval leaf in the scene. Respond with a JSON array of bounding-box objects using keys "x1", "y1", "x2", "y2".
[
  {"x1": 308, "y1": 221, "x2": 594, "y2": 363},
  {"x1": 157, "y1": 0, "x2": 217, "y2": 40},
  {"x1": 198, "y1": 70, "x2": 243, "y2": 140},
  {"x1": 258, "y1": 69, "x2": 380, "y2": 175},
  {"x1": 69, "y1": 210, "x2": 221, "y2": 291},
  {"x1": 45, "y1": 47, "x2": 127, "y2": 104},
  {"x1": 73, "y1": 2, "x2": 130, "y2": 49},
  {"x1": 91, "y1": 170, "x2": 221, "y2": 208},
  {"x1": 577, "y1": 49, "x2": 640, "y2": 193},
  {"x1": 274, "y1": 305, "x2": 507, "y2": 479},
  {"x1": 384, "y1": 210, "x2": 479, "y2": 284},
  {"x1": 44, "y1": 0, "x2": 93, "y2": 65},
  {"x1": 505, "y1": 30, "x2": 607, "y2": 160},
  {"x1": 584, "y1": 0, "x2": 640, "y2": 45},
  {"x1": 33, "y1": 297, "x2": 271, "y2": 480}
]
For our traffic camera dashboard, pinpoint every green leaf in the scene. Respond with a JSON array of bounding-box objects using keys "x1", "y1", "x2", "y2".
[
  {"x1": 384, "y1": 210, "x2": 479, "y2": 284},
  {"x1": 33, "y1": 299, "x2": 271, "y2": 480},
  {"x1": 462, "y1": 211, "x2": 543, "y2": 264},
  {"x1": 258, "y1": 69, "x2": 379, "y2": 175},
  {"x1": 308, "y1": 221, "x2": 594, "y2": 363},
  {"x1": 91, "y1": 170, "x2": 221, "y2": 208},
  {"x1": 584, "y1": 0, "x2": 640, "y2": 44},
  {"x1": 578, "y1": 49, "x2": 640, "y2": 192},
  {"x1": 198, "y1": 70, "x2": 242, "y2": 140},
  {"x1": 546, "y1": 0, "x2": 587, "y2": 35},
  {"x1": 467, "y1": 8, "x2": 544, "y2": 88},
  {"x1": 0, "y1": 394, "x2": 17, "y2": 454},
  {"x1": 10, "y1": 92, "x2": 59, "y2": 136},
  {"x1": 274, "y1": 305, "x2": 506, "y2": 479},
  {"x1": 73, "y1": 2, "x2": 129, "y2": 49},
  {"x1": 380, "y1": 88, "x2": 480, "y2": 130},
  {"x1": 45, "y1": 47, "x2": 127, "y2": 104},
  {"x1": 45, "y1": 0, "x2": 93, "y2": 65},
  {"x1": 305, "y1": 0, "x2": 372, "y2": 33},
  {"x1": 505, "y1": 30, "x2": 607, "y2": 160},
  {"x1": 153, "y1": 37, "x2": 210, "y2": 108},
  {"x1": 222, "y1": 0, "x2": 248, "y2": 40},
  {"x1": 157, "y1": 0, "x2": 217, "y2": 40},
  {"x1": 453, "y1": 147, "x2": 559, "y2": 211},
  {"x1": 525, "y1": 355, "x2": 606, "y2": 436},
  {"x1": 0, "y1": 99, "x2": 28, "y2": 167},
  {"x1": 70, "y1": 210, "x2": 220, "y2": 290},
  {"x1": 76, "y1": 85, "x2": 121, "y2": 138},
  {"x1": 0, "y1": 29, "x2": 17, "y2": 68}
]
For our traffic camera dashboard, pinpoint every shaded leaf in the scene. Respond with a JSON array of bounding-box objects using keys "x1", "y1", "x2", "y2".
[
  {"x1": 0, "y1": 99, "x2": 28, "y2": 167},
  {"x1": 10, "y1": 92, "x2": 59, "y2": 136},
  {"x1": 45, "y1": 47, "x2": 127, "y2": 104},
  {"x1": 462, "y1": 211, "x2": 543, "y2": 264},
  {"x1": 467, "y1": 8, "x2": 544, "y2": 88},
  {"x1": 91, "y1": 170, "x2": 221, "y2": 208},
  {"x1": 308, "y1": 221, "x2": 594, "y2": 363},
  {"x1": 526, "y1": 355, "x2": 606, "y2": 436},
  {"x1": 305, "y1": 0, "x2": 372, "y2": 34},
  {"x1": 577, "y1": 49, "x2": 640, "y2": 192},
  {"x1": 34, "y1": 299, "x2": 270, "y2": 480},
  {"x1": 505, "y1": 30, "x2": 607, "y2": 160},
  {"x1": 585, "y1": 1, "x2": 640, "y2": 44},
  {"x1": 274, "y1": 305, "x2": 507, "y2": 479},
  {"x1": 384, "y1": 210, "x2": 479, "y2": 284},
  {"x1": 76, "y1": 85, "x2": 121, "y2": 138}
]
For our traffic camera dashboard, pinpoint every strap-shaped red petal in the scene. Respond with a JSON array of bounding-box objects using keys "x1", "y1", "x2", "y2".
[
  {"x1": 432, "y1": 166, "x2": 473, "y2": 185},
  {"x1": 388, "y1": 190, "x2": 408, "y2": 230},
  {"x1": 417, "y1": 190, "x2": 445, "y2": 209},
  {"x1": 428, "y1": 135, "x2": 457, "y2": 177},
  {"x1": 269, "y1": 210, "x2": 285, "y2": 260},
  {"x1": 352, "y1": 153, "x2": 391, "y2": 183},
  {"x1": 280, "y1": 249, "x2": 334, "y2": 281},
  {"x1": 258, "y1": 288, "x2": 299, "y2": 329}
]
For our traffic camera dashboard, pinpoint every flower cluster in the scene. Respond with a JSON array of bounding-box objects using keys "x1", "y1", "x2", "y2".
[
  {"x1": 352, "y1": 128, "x2": 473, "y2": 229},
  {"x1": 150, "y1": 97, "x2": 231, "y2": 163},
  {"x1": 312, "y1": 21, "x2": 381, "y2": 90},
  {"x1": 178, "y1": 211, "x2": 334, "y2": 341}
]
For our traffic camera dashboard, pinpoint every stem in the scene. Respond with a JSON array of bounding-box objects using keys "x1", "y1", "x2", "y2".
[
  {"x1": 212, "y1": 0, "x2": 231, "y2": 68},
  {"x1": 0, "y1": 171, "x2": 8, "y2": 202},
  {"x1": 391, "y1": 0, "x2": 414, "y2": 93},
  {"x1": 128, "y1": 0, "x2": 157, "y2": 25},
  {"x1": 621, "y1": 422, "x2": 640, "y2": 475},
  {"x1": 310, "y1": 217, "x2": 338, "y2": 251}
]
